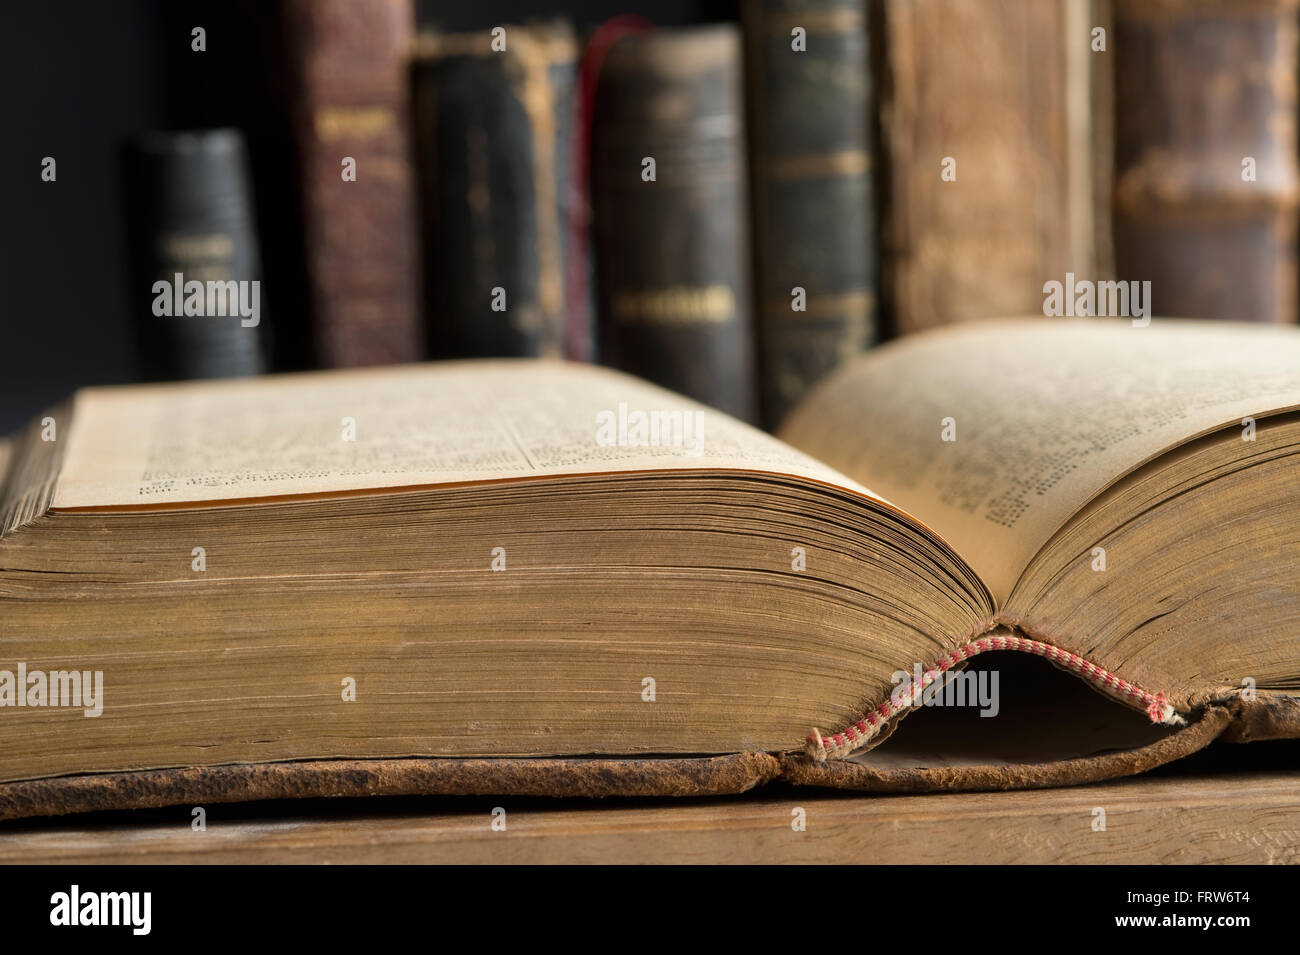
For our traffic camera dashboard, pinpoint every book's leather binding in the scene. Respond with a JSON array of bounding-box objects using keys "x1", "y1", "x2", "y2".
[
  {"x1": 784, "y1": 705, "x2": 1233, "y2": 793},
  {"x1": 0, "y1": 754, "x2": 782, "y2": 822},
  {"x1": 743, "y1": 0, "x2": 879, "y2": 429},
  {"x1": 282, "y1": 0, "x2": 423, "y2": 367},
  {"x1": 591, "y1": 26, "x2": 760, "y2": 423},
  {"x1": 124, "y1": 129, "x2": 270, "y2": 380},
  {"x1": 412, "y1": 25, "x2": 577, "y2": 360},
  {"x1": 0, "y1": 704, "x2": 1270, "y2": 822},
  {"x1": 1112, "y1": 0, "x2": 1299, "y2": 324}
]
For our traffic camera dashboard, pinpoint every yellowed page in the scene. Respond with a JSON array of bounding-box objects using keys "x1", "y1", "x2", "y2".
[
  {"x1": 54, "y1": 360, "x2": 876, "y2": 509},
  {"x1": 779, "y1": 319, "x2": 1300, "y2": 602}
]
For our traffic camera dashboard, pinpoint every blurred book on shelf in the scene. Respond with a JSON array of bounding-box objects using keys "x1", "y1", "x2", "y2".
[
  {"x1": 123, "y1": 128, "x2": 270, "y2": 381},
  {"x1": 1112, "y1": 0, "x2": 1299, "y2": 324},
  {"x1": 876, "y1": 0, "x2": 1107, "y2": 336},
  {"x1": 278, "y1": 0, "x2": 424, "y2": 367},
  {"x1": 412, "y1": 21, "x2": 582, "y2": 360},
  {"x1": 590, "y1": 23, "x2": 760, "y2": 424},
  {"x1": 743, "y1": 0, "x2": 879, "y2": 430},
  {"x1": 107, "y1": 0, "x2": 1300, "y2": 420}
]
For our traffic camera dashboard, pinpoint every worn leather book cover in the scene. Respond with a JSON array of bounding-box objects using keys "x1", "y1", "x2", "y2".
[
  {"x1": 412, "y1": 24, "x2": 578, "y2": 360},
  {"x1": 878, "y1": 0, "x2": 1101, "y2": 335},
  {"x1": 743, "y1": 0, "x2": 878, "y2": 429},
  {"x1": 591, "y1": 25, "x2": 759, "y2": 423},
  {"x1": 1112, "y1": 0, "x2": 1299, "y2": 324},
  {"x1": 0, "y1": 708, "x2": 1272, "y2": 821},
  {"x1": 123, "y1": 128, "x2": 270, "y2": 381},
  {"x1": 281, "y1": 0, "x2": 423, "y2": 367}
]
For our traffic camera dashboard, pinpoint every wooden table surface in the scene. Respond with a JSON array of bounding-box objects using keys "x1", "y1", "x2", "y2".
[{"x1": 1, "y1": 769, "x2": 1297, "y2": 864}]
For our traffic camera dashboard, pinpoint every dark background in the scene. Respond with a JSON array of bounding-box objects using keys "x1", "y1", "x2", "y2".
[{"x1": 0, "y1": 0, "x2": 736, "y2": 433}]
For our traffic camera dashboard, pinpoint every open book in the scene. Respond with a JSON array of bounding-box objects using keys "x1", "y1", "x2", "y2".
[{"x1": 2, "y1": 319, "x2": 1298, "y2": 818}]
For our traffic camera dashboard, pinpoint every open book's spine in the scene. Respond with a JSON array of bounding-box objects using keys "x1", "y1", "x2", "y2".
[
  {"x1": 743, "y1": 0, "x2": 878, "y2": 430},
  {"x1": 1112, "y1": 0, "x2": 1300, "y2": 323},
  {"x1": 807, "y1": 625, "x2": 1184, "y2": 761}
]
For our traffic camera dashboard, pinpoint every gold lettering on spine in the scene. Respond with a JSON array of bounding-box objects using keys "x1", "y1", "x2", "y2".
[
  {"x1": 612, "y1": 285, "x2": 736, "y2": 325},
  {"x1": 315, "y1": 106, "x2": 397, "y2": 140}
]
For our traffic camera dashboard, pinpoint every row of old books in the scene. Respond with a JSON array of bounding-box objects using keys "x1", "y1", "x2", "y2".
[{"x1": 124, "y1": 0, "x2": 1300, "y2": 432}]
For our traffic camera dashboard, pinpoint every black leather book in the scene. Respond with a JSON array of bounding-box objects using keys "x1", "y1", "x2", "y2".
[
  {"x1": 123, "y1": 128, "x2": 269, "y2": 381},
  {"x1": 412, "y1": 24, "x2": 580, "y2": 359},
  {"x1": 591, "y1": 25, "x2": 759, "y2": 423},
  {"x1": 743, "y1": 0, "x2": 878, "y2": 428}
]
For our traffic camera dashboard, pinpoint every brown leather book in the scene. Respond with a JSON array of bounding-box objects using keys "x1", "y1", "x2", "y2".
[
  {"x1": 2, "y1": 319, "x2": 1300, "y2": 819},
  {"x1": 281, "y1": 0, "x2": 423, "y2": 367},
  {"x1": 1112, "y1": 0, "x2": 1299, "y2": 324},
  {"x1": 878, "y1": 0, "x2": 1102, "y2": 334},
  {"x1": 591, "y1": 25, "x2": 759, "y2": 424},
  {"x1": 743, "y1": 0, "x2": 879, "y2": 430}
]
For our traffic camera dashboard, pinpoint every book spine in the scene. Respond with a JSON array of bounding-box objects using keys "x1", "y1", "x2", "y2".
[
  {"x1": 743, "y1": 0, "x2": 877, "y2": 429},
  {"x1": 1112, "y1": 0, "x2": 1299, "y2": 323},
  {"x1": 412, "y1": 26, "x2": 574, "y2": 359},
  {"x1": 591, "y1": 25, "x2": 759, "y2": 423},
  {"x1": 124, "y1": 129, "x2": 269, "y2": 381},
  {"x1": 879, "y1": 0, "x2": 1094, "y2": 335},
  {"x1": 1089, "y1": 0, "x2": 1116, "y2": 280},
  {"x1": 282, "y1": 0, "x2": 423, "y2": 366},
  {"x1": 543, "y1": 25, "x2": 595, "y2": 363}
]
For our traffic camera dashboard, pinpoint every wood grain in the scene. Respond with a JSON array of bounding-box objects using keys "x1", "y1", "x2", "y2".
[{"x1": 1, "y1": 771, "x2": 1296, "y2": 864}]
